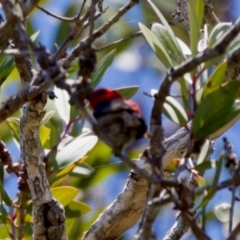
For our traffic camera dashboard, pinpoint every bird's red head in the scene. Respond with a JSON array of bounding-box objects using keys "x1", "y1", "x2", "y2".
[{"x1": 88, "y1": 88, "x2": 124, "y2": 109}]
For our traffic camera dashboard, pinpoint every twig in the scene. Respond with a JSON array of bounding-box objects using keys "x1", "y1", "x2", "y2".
[
  {"x1": 95, "y1": 31, "x2": 142, "y2": 51},
  {"x1": 229, "y1": 186, "x2": 236, "y2": 233},
  {"x1": 227, "y1": 222, "x2": 240, "y2": 240},
  {"x1": 204, "y1": 0, "x2": 220, "y2": 28},
  {"x1": 37, "y1": 5, "x2": 76, "y2": 22},
  {"x1": 63, "y1": 0, "x2": 139, "y2": 68},
  {"x1": 17, "y1": 191, "x2": 27, "y2": 240}
]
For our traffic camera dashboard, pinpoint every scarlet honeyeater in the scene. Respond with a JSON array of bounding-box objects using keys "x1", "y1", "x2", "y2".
[{"x1": 88, "y1": 88, "x2": 147, "y2": 151}]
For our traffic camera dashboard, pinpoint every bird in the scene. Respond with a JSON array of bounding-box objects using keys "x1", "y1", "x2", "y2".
[{"x1": 87, "y1": 88, "x2": 147, "y2": 151}]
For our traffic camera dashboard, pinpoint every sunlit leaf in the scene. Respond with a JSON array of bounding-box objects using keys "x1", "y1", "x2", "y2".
[
  {"x1": 91, "y1": 49, "x2": 116, "y2": 88},
  {"x1": 195, "y1": 175, "x2": 206, "y2": 187},
  {"x1": 50, "y1": 156, "x2": 88, "y2": 187},
  {"x1": 202, "y1": 61, "x2": 227, "y2": 99},
  {"x1": 56, "y1": 135, "x2": 98, "y2": 169},
  {"x1": 193, "y1": 82, "x2": 240, "y2": 140},
  {"x1": 65, "y1": 200, "x2": 91, "y2": 218},
  {"x1": 139, "y1": 23, "x2": 172, "y2": 68},
  {"x1": 115, "y1": 86, "x2": 139, "y2": 99},
  {"x1": 147, "y1": 0, "x2": 177, "y2": 44},
  {"x1": 208, "y1": 22, "x2": 231, "y2": 48},
  {"x1": 30, "y1": 30, "x2": 41, "y2": 42},
  {"x1": 189, "y1": 0, "x2": 204, "y2": 55},
  {"x1": 54, "y1": 87, "x2": 70, "y2": 124},
  {"x1": 177, "y1": 38, "x2": 191, "y2": 56},
  {"x1": 196, "y1": 140, "x2": 210, "y2": 165},
  {"x1": 214, "y1": 203, "x2": 231, "y2": 223},
  {"x1": 39, "y1": 125, "x2": 51, "y2": 146},
  {"x1": 51, "y1": 186, "x2": 78, "y2": 207},
  {"x1": 151, "y1": 23, "x2": 185, "y2": 64},
  {"x1": 41, "y1": 110, "x2": 56, "y2": 126}
]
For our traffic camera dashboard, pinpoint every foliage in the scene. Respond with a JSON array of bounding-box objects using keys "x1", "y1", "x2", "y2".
[{"x1": 0, "y1": 0, "x2": 240, "y2": 239}]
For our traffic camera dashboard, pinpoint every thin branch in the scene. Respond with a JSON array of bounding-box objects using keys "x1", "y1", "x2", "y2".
[
  {"x1": 227, "y1": 222, "x2": 240, "y2": 240},
  {"x1": 63, "y1": 0, "x2": 139, "y2": 68},
  {"x1": 95, "y1": 31, "x2": 142, "y2": 51},
  {"x1": 37, "y1": 5, "x2": 76, "y2": 22},
  {"x1": 17, "y1": 192, "x2": 27, "y2": 240},
  {"x1": 229, "y1": 186, "x2": 236, "y2": 233}
]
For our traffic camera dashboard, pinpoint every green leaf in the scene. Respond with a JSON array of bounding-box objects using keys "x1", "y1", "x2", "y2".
[
  {"x1": 151, "y1": 23, "x2": 185, "y2": 65},
  {"x1": 206, "y1": 23, "x2": 231, "y2": 68},
  {"x1": 0, "y1": 181, "x2": 12, "y2": 207},
  {"x1": 189, "y1": 0, "x2": 204, "y2": 55},
  {"x1": 56, "y1": 135, "x2": 98, "y2": 169},
  {"x1": 41, "y1": 110, "x2": 56, "y2": 126},
  {"x1": 50, "y1": 156, "x2": 88, "y2": 187},
  {"x1": 147, "y1": 0, "x2": 178, "y2": 44},
  {"x1": 39, "y1": 125, "x2": 51, "y2": 146},
  {"x1": 193, "y1": 82, "x2": 240, "y2": 140},
  {"x1": 202, "y1": 61, "x2": 227, "y2": 99},
  {"x1": 214, "y1": 203, "x2": 231, "y2": 223},
  {"x1": 91, "y1": 49, "x2": 116, "y2": 88},
  {"x1": 0, "y1": 56, "x2": 15, "y2": 86},
  {"x1": 196, "y1": 154, "x2": 223, "y2": 210},
  {"x1": 195, "y1": 159, "x2": 217, "y2": 172},
  {"x1": 54, "y1": 87, "x2": 70, "y2": 124},
  {"x1": 114, "y1": 86, "x2": 139, "y2": 99},
  {"x1": 5, "y1": 117, "x2": 20, "y2": 142},
  {"x1": 65, "y1": 200, "x2": 91, "y2": 218},
  {"x1": 51, "y1": 186, "x2": 78, "y2": 207},
  {"x1": 179, "y1": 76, "x2": 190, "y2": 111},
  {"x1": 163, "y1": 96, "x2": 188, "y2": 126},
  {"x1": 0, "y1": 205, "x2": 9, "y2": 223},
  {"x1": 139, "y1": 23, "x2": 172, "y2": 68},
  {"x1": 208, "y1": 22, "x2": 231, "y2": 48}
]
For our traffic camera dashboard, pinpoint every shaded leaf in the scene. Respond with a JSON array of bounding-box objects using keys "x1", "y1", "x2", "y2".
[
  {"x1": 196, "y1": 154, "x2": 223, "y2": 210},
  {"x1": 56, "y1": 135, "x2": 98, "y2": 169},
  {"x1": 65, "y1": 200, "x2": 91, "y2": 218},
  {"x1": 193, "y1": 82, "x2": 240, "y2": 140},
  {"x1": 0, "y1": 56, "x2": 15, "y2": 87},
  {"x1": 5, "y1": 118, "x2": 20, "y2": 142},
  {"x1": 195, "y1": 159, "x2": 217, "y2": 172},
  {"x1": 51, "y1": 186, "x2": 78, "y2": 207},
  {"x1": 91, "y1": 49, "x2": 116, "y2": 88},
  {"x1": 115, "y1": 86, "x2": 139, "y2": 99},
  {"x1": 163, "y1": 96, "x2": 188, "y2": 126},
  {"x1": 179, "y1": 76, "x2": 190, "y2": 111},
  {"x1": 0, "y1": 181, "x2": 12, "y2": 206}
]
